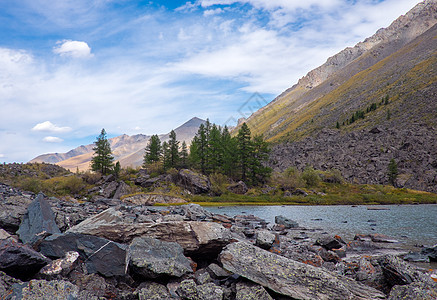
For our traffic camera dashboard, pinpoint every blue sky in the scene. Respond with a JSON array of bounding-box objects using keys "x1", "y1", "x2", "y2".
[{"x1": 0, "y1": 0, "x2": 421, "y2": 162}]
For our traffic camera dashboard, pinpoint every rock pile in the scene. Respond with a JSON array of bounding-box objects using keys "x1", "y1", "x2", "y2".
[{"x1": 0, "y1": 184, "x2": 435, "y2": 299}]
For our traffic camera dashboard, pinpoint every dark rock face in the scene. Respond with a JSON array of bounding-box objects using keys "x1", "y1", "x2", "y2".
[
  {"x1": 270, "y1": 124, "x2": 437, "y2": 193},
  {"x1": 0, "y1": 183, "x2": 33, "y2": 233},
  {"x1": 0, "y1": 238, "x2": 50, "y2": 280},
  {"x1": 17, "y1": 194, "x2": 61, "y2": 245},
  {"x1": 219, "y1": 241, "x2": 385, "y2": 300},
  {"x1": 177, "y1": 169, "x2": 211, "y2": 194},
  {"x1": 0, "y1": 271, "x2": 22, "y2": 296},
  {"x1": 37, "y1": 251, "x2": 79, "y2": 280},
  {"x1": 421, "y1": 245, "x2": 437, "y2": 262},
  {"x1": 236, "y1": 281, "x2": 273, "y2": 300},
  {"x1": 388, "y1": 282, "x2": 437, "y2": 300},
  {"x1": 169, "y1": 204, "x2": 212, "y2": 221},
  {"x1": 138, "y1": 281, "x2": 172, "y2": 300},
  {"x1": 176, "y1": 279, "x2": 224, "y2": 300},
  {"x1": 129, "y1": 237, "x2": 192, "y2": 279},
  {"x1": 226, "y1": 181, "x2": 248, "y2": 195},
  {"x1": 275, "y1": 215, "x2": 299, "y2": 229},
  {"x1": 39, "y1": 233, "x2": 127, "y2": 277},
  {"x1": 316, "y1": 236, "x2": 345, "y2": 251}
]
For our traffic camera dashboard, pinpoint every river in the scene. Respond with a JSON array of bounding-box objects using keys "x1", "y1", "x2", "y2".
[{"x1": 204, "y1": 204, "x2": 437, "y2": 247}]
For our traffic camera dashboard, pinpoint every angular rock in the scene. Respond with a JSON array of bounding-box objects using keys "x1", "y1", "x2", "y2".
[
  {"x1": 219, "y1": 241, "x2": 385, "y2": 300},
  {"x1": 0, "y1": 195, "x2": 33, "y2": 233},
  {"x1": 194, "y1": 268, "x2": 212, "y2": 285},
  {"x1": 274, "y1": 215, "x2": 298, "y2": 229},
  {"x1": 8, "y1": 279, "x2": 80, "y2": 299},
  {"x1": 169, "y1": 203, "x2": 212, "y2": 221},
  {"x1": 388, "y1": 282, "x2": 437, "y2": 300},
  {"x1": 17, "y1": 193, "x2": 61, "y2": 245},
  {"x1": 369, "y1": 233, "x2": 399, "y2": 243},
  {"x1": 123, "y1": 193, "x2": 186, "y2": 205},
  {"x1": 236, "y1": 281, "x2": 273, "y2": 300},
  {"x1": 71, "y1": 273, "x2": 108, "y2": 298},
  {"x1": 206, "y1": 263, "x2": 232, "y2": 279},
  {"x1": 138, "y1": 282, "x2": 172, "y2": 300},
  {"x1": 0, "y1": 271, "x2": 22, "y2": 297},
  {"x1": 177, "y1": 169, "x2": 211, "y2": 194},
  {"x1": 39, "y1": 232, "x2": 127, "y2": 277},
  {"x1": 378, "y1": 254, "x2": 435, "y2": 287},
  {"x1": 38, "y1": 251, "x2": 79, "y2": 279},
  {"x1": 226, "y1": 181, "x2": 248, "y2": 194},
  {"x1": 255, "y1": 230, "x2": 276, "y2": 250},
  {"x1": 113, "y1": 181, "x2": 131, "y2": 199},
  {"x1": 176, "y1": 279, "x2": 224, "y2": 300},
  {"x1": 421, "y1": 244, "x2": 437, "y2": 262},
  {"x1": 0, "y1": 238, "x2": 50, "y2": 280},
  {"x1": 315, "y1": 235, "x2": 345, "y2": 251},
  {"x1": 129, "y1": 237, "x2": 192, "y2": 279},
  {"x1": 403, "y1": 251, "x2": 430, "y2": 263}
]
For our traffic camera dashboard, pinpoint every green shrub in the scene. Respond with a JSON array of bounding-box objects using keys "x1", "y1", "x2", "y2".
[
  {"x1": 17, "y1": 177, "x2": 43, "y2": 194},
  {"x1": 209, "y1": 172, "x2": 230, "y2": 195},
  {"x1": 271, "y1": 167, "x2": 304, "y2": 190},
  {"x1": 301, "y1": 166, "x2": 321, "y2": 187}
]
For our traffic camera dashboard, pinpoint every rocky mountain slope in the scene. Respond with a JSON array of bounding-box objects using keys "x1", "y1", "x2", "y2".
[
  {"x1": 31, "y1": 117, "x2": 205, "y2": 172},
  {"x1": 241, "y1": 0, "x2": 437, "y2": 192}
]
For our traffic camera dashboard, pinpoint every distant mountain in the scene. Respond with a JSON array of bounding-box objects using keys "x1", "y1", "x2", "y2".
[
  {"x1": 240, "y1": 0, "x2": 437, "y2": 192},
  {"x1": 30, "y1": 117, "x2": 206, "y2": 171}
]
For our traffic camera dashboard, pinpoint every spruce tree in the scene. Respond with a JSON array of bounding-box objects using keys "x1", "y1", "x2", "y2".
[
  {"x1": 91, "y1": 128, "x2": 114, "y2": 175},
  {"x1": 388, "y1": 158, "x2": 398, "y2": 186},
  {"x1": 249, "y1": 135, "x2": 272, "y2": 185},
  {"x1": 236, "y1": 123, "x2": 252, "y2": 182},
  {"x1": 221, "y1": 126, "x2": 237, "y2": 178},
  {"x1": 168, "y1": 130, "x2": 180, "y2": 169},
  {"x1": 180, "y1": 141, "x2": 188, "y2": 168},
  {"x1": 190, "y1": 124, "x2": 208, "y2": 173},
  {"x1": 162, "y1": 141, "x2": 170, "y2": 171},
  {"x1": 143, "y1": 135, "x2": 162, "y2": 167}
]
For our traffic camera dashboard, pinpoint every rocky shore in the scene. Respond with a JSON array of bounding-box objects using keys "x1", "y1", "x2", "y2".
[{"x1": 0, "y1": 182, "x2": 436, "y2": 299}]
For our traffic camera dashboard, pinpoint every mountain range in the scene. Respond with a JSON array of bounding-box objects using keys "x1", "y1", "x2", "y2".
[{"x1": 30, "y1": 117, "x2": 205, "y2": 171}]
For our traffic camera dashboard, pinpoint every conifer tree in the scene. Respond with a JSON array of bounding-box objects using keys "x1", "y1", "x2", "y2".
[
  {"x1": 143, "y1": 135, "x2": 162, "y2": 167},
  {"x1": 180, "y1": 141, "x2": 188, "y2": 168},
  {"x1": 221, "y1": 126, "x2": 237, "y2": 178},
  {"x1": 162, "y1": 141, "x2": 170, "y2": 171},
  {"x1": 249, "y1": 135, "x2": 272, "y2": 185},
  {"x1": 91, "y1": 128, "x2": 114, "y2": 175},
  {"x1": 388, "y1": 158, "x2": 398, "y2": 186},
  {"x1": 236, "y1": 123, "x2": 252, "y2": 182},
  {"x1": 190, "y1": 124, "x2": 208, "y2": 173},
  {"x1": 168, "y1": 130, "x2": 180, "y2": 169}
]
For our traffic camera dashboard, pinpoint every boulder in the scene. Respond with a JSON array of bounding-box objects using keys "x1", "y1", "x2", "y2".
[
  {"x1": 0, "y1": 271, "x2": 22, "y2": 297},
  {"x1": 123, "y1": 193, "x2": 186, "y2": 205},
  {"x1": 39, "y1": 232, "x2": 127, "y2": 277},
  {"x1": 255, "y1": 230, "x2": 276, "y2": 250},
  {"x1": 37, "y1": 251, "x2": 79, "y2": 279},
  {"x1": 138, "y1": 282, "x2": 172, "y2": 300},
  {"x1": 194, "y1": 268, "x2": 212, "y2": 285},
  {"x1": 17, "y1": 193, "x2": 61, "y2": 245},
  {"x1": 177, "y1": 169, "x2": 211, "y2": 194},
  {"x1": 176, "y1": 279, "x2": 224, "y2": 300},
  {"x1": 169, "y1": 203, "x2": 212, "y2": 221},
  {"x1": 113, "y1": 181, "x2": 131, "y2": 199},
  {"x1": 8, "y1": 279, "x2": 81, "y2": 299},
  {"x1": 219, "y1": 241, "x2": 385, "y2": 300},
  {"x1": 129, "y1": 237, "x2": 192, "y2": 279},
  {"x1": 315, "y1": 235, "x2": 345, "y2": 251},
  {"x1": 274, "y1": 215, "x2": 299, "y2": 229},
  {"x1": 0, "y1": 195, "x2": 33, "y2": 233},
  {"x1": 369, "y1": 233, "x2": 399, "y2": 243},
  {"x1": 226, "y1": 181, "x2": 248, "y2": 195},
  {"x1": 206, "y1": 263, "x2": 231, "y2": 279},
  {"x1": 421, "y1": 244, "x2": 437, "y2": 262},
  {"x1": 236, "y1": 281, "x2": 273, "y2": 300},
  {"x1": 100, "y1": 181, "x2": 118, "y2": 198},
  {"x1": 403, "y1": 251, "x2": 430, "y2": 263},
  {"x1": 0, "y1": 238, "x2": 50, "y2": 280},
  {"x1": 388, "y1": 282, "x2": 437, "y2": 300}
]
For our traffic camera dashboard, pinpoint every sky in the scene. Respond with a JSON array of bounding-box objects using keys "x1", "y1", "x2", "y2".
[{"x1": 0, "y1": 0, "x2": 422, "y2": 163}]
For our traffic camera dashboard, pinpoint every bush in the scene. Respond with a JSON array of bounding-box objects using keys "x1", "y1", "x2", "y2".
[
  {"x1": 301, "y1": 166, "x2": 321, "y2": 187},
  {"x1": 81, "y1": 171, "x2": 101, "y2": 184},
  {"x1": 321, "y1": 169, "x2": 344, "y2": 184},
  {"x1": 209, "y1": 173, "x2": 230, "y2": 195},
  {"x1": 271, "y1": 167, "x2": 304, "y2": 190},
  {"x1": 17, "y1": 177, "x2": 43, "y2": 194},
  {"x1": 43, "y1": 176, "x2": 86, "y2": 196}
]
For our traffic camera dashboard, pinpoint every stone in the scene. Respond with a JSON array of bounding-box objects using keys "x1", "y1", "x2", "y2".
[
  {"x1": 236, "y1": 281, "x2": 273, "y2": 300},
  {"x1": 8, "y1": 279, "x2": 81, "y2": 299},
  {"x1": 177, "y1": 169, "x2": 211, "y2": 194},
  {"x1": 39, "y1": 232, "x2": 127, "y2": 277},
  {"x1": 170, "y1": 203, "x2": 212, "y2": 221},
  {"x1": 369, "y1": 233, "x2": 399, "y2": 243},
  {"x1": 219, "y1": 241, "x2": 385, "y2": 300},
  {"x1": 0, "y1": 229, "x2": 11, "y2": 240},
  {"x1": 0, "y1": 194, "x2": 33, "y2": 233},
  {"x1": 176, "y1": 279, "x2": 224, "y2": 300},
  {"x1": 71, "y1": 273, "x2": 108, "y2": 298},
  {"x1": 206, "y1": 263, "x2": 232, "y2": 279},
  {"x1": 388, "y1": 282, "x2": 437, "y2": 300},
  {"x1": 0, "y1": 271, "x2": 22, "y2": 297},
  {"x1": 378, "y1": 255, "x2": 435, "y2": 287},
  {"x1": 17, "y1": 193, "x2": 61, "y2": 245},
  {"x1": 315, "y1": 235, "x2": 345, "y2": 251},
  {"x1": 113, "y1": 181, "x2": 131, "y2": 199},
  {"x1": 38, "y1": 251, "x2": 79, "y2": 279},
  {"x1": 274, "y1": 215, "x2": 298, "y2": 229},
  {"x1": 421, "y1": 244, "x2": 437, "y2": 262},
  {"x1": 129, "y1": 237, "x2": 192, "y2": 279},
  {"x1": 0, "y1": 238, "x2": 50, "y2": 280},
  {"x1": 194, "y1": 269, "x2": 212, "y2": 285},
  {"x1": 403, "y1": 251, "x2": 430, "y2": 263},
  {"x1": 255, "y1": 230, "x2": 276, "y2": 250},
  {"x1": 226, "y1": 181, "x2": 248, "y2": 194},
  {"x1": 123, "y1": 193, "x2": 186, "y2": 205},
  {"x1": 138, "y1": 282, "x2": 172, "y2": 300}
]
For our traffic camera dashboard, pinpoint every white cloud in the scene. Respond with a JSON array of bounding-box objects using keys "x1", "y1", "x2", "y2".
[
  {"x1": 32, "y1": 121, "x2": 72, "y2": 133},
  {"x1": 204, "y1": 8, "x2": 224, "y2": 16},
  {"x1": 42, "y1": 136, "x2": 64, "y2": 143},
  {"x1": 53, "y1": 40, "x2": 92, "y2": 58},
  {"x1": 0, "y1": 154, "x2": 4, "y2": 158}
]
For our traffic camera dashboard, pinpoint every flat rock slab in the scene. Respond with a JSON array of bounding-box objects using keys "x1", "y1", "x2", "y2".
[
  {"x1": 219, "y1": 241, "x2": 385, "y2": 300},
  {"x1": 39, "y1": 232, "x2": 127, "y2": 277},
  {"x1": 129, "y1": 237, "x2": 192, "y2": 279},
  {"x1": 8, "y1": 279, "x2": 80, "y2": 299}
]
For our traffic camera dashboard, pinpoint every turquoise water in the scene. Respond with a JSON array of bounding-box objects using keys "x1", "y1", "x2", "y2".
[{"x1": 205, "y1": 204, "x2": 437, "y2": 247}]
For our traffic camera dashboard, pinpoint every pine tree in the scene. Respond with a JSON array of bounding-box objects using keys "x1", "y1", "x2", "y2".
[
  {"x1": 162, "y1": 141, "x2": 170, "y2": 171},
  {"x1": 168, "y1": 130, "x2": 180, "y2": 169},
  {"x1": 91, "y1": 128, "x2": 114, "y2": 175},
  {"x1": 208, "y1": 124, "x2": 222, "y2": 173},
  {"x1": 180, "y1": 141, "x2": 188, "y2": 168},
  {"x1": 221, "y1": 126, "x2": 237, "y2": 178},
  {"x1": 249, "y1": 135, "x2": 272, "y2": 185},
  {"x1": 113, "y1": 161, "x2": 121, "y2": 179},
  {"x1": 236, "y1": 123, "x2": 252, "y2": 182},
  {"x1": 143, "y1": 135, "x2": 162, "y2": 167},
  {"x1": 190, "y1": 124, "x2": 208, "y2": 173},
  {"x1": 388, "y1": 158, "x2": 398, "y2": 186}
]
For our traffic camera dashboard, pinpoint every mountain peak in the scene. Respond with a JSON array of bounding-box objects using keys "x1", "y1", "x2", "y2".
[{"x1": 177, "y1": 117, "x2": 206, "y2": 129}]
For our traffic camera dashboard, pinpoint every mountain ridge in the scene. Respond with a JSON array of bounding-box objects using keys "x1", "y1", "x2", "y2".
[{"x1": 30, "y1": 117, "x2": 206, "y2": 171}]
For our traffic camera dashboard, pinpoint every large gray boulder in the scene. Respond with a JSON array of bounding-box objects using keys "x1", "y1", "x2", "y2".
[
  {"x1": 8, "y1": 279, "x2": 81, "y2": 299},
  {"x1": 388, "y1": 282, "x2": 437, "y2": 300},
  {"x1": 39, "y1": 232, "x2": 127, "y2": 277},
  {"x1": 275, "y1": 215, "x2": 299, "y2": 228},
  {"x1": 176, "y1": 279, "x2": 224, "y2": 300},
  {"x1": 0, "y1": 194, "x2": 33, "y2": 233},
  {"x1": 138, "y1": 282, "x2": 172, "y2": 300},
  {"x1": 0, "y1": 238, "x2": 50, "y2": 280},
  {"x1": 177, "y1": 169, "x2": 211, "y2": 194},
  {"x1": 219, "y1": 242, "x2": 385, "y2": 300},
  {"x1": 17, "y1": 193, "x2": 61, "y2": 245},
  {"x1": 236, "y1": 281, "x2": 273, "y2": 300},
  {"x1": 129, "y1": 237, "x2": 192, "y2": 279}
]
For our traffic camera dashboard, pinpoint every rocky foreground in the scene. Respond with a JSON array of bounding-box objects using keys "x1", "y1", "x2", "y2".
[{"x1": 0, "y1": 183, "x2": 436, "y2": 299}]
